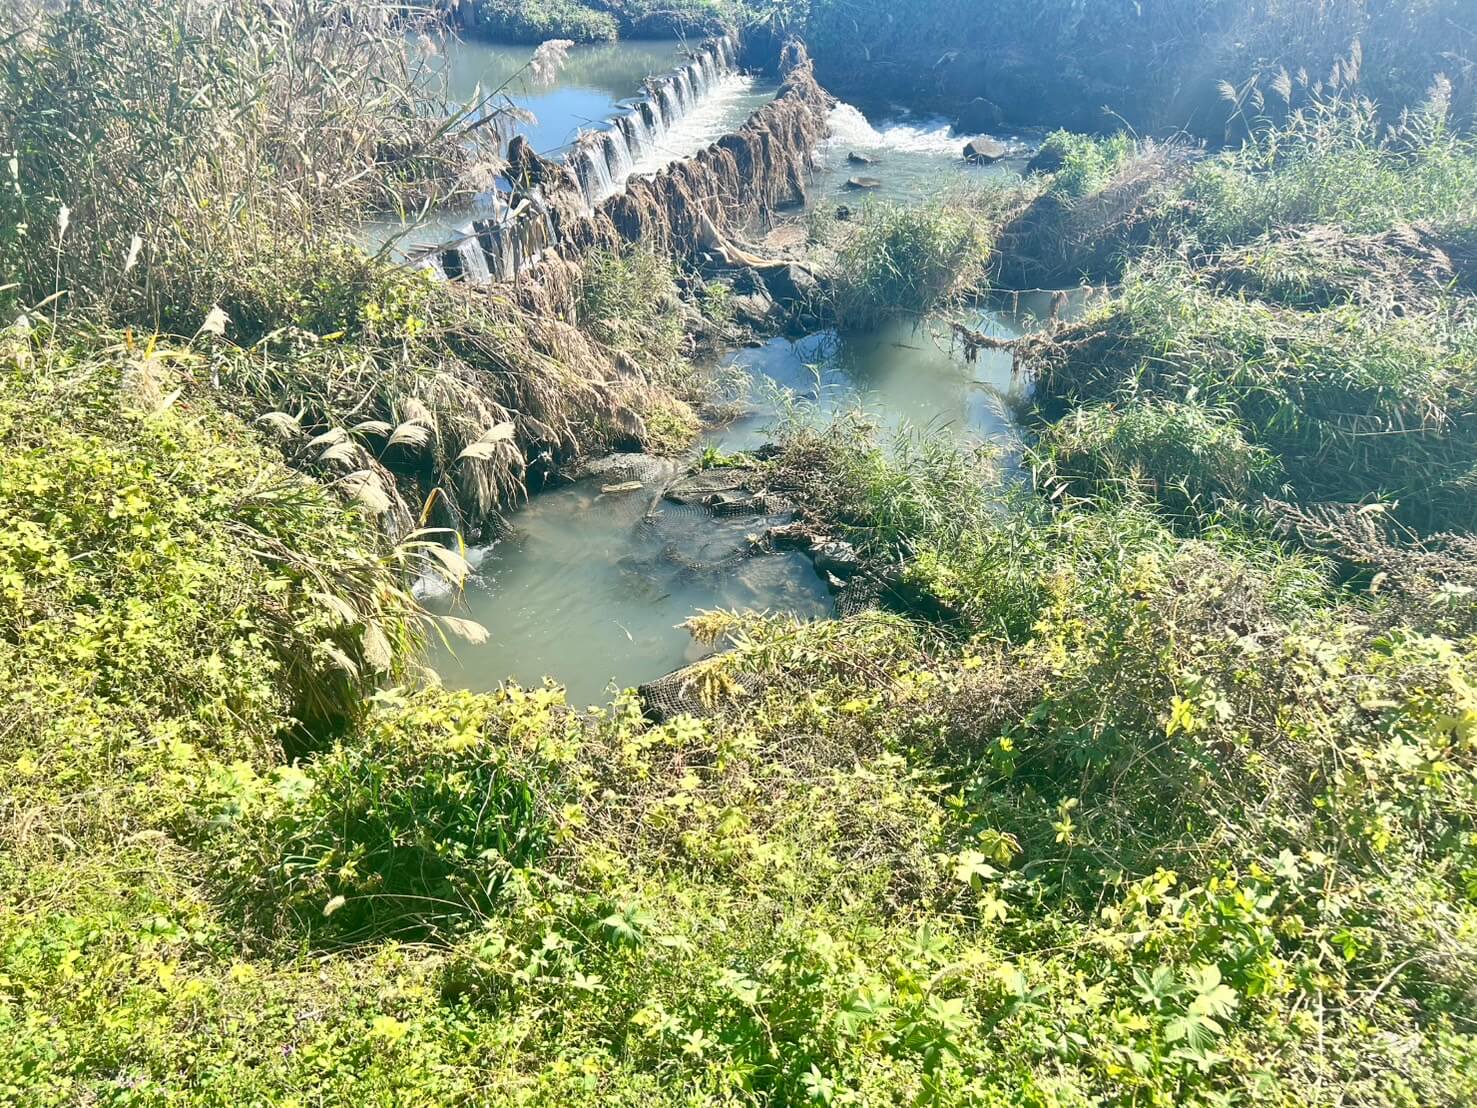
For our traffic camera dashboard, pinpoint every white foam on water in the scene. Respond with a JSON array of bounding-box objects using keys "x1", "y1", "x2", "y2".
[
  {"x1": 628, "y1": 73, "x2": 759, "y2": 176},
  {"x1": 826, "y1": 102, "x2": 968, "y2": 157}
]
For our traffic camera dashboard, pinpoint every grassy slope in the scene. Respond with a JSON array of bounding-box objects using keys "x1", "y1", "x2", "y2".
[{"x1": 3, "y1": 2, "x2": 1477, "y2": 1107}]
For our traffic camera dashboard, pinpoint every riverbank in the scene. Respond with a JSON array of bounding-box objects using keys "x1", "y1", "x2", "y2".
[{"x1": 4, "y1": 1, "x2": 1477, "y2": 1105}]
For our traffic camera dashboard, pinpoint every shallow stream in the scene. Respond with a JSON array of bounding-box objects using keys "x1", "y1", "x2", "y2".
[
  {"x1": 419, "y1": 39, "x2": 1061, "y2": 704},
  {"x1": 434, "y1": 294, "x2": 1091, "y2": 706}
]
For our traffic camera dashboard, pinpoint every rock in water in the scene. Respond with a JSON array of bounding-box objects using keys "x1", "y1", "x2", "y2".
[
  {"x1": 845, "y1": 176, "x2": 882, "y2": 190},
  {"x1": 963, "y1": 137, "x2": 1007, "y2": 164},
  {"x1": 760, "y1": 262, "x2": 821, "y2": 306},
  {"x1": 846, "y1": 151, "x2": 877, "y2": 165}
]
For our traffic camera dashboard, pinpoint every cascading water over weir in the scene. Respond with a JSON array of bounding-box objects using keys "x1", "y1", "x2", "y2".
[{"x1": 411, "y1": 34, "x2": 741, "y2": 285}]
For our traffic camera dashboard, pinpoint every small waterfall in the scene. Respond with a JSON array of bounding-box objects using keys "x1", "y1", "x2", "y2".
[
  {"x1": 413, "y1": 33, "x2": 743, "y2": 286},
  {"x1": 603, "y1": 131, "x2": 633, "y2": 183},
  {"x1": 617, "y1": 113, "x2": 645, "y2": 160},
  {"x1": 575, "y1": 139, "x2": 617, "y2": 207},
  {"x1": 474, "y1": 219, "x2": 516, "y2": 283},
  {"x1": 656, "y1": 82, "x2": 680, "y2": 126},
  {"x1": 639, "y1": 99, "x2": 663, "y2": 145},
  {"x1": 455, "y1": 237, "x2": 491, "y2": 285}
]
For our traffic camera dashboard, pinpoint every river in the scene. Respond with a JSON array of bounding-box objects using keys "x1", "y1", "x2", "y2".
[{"x1": 412, "y1": 33, "x2": 1061, "y2": 705}]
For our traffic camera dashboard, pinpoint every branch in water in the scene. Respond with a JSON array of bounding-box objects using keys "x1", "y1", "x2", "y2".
[{"x1": 949, "y1": 320, "x2": 1017, "y2": 363}]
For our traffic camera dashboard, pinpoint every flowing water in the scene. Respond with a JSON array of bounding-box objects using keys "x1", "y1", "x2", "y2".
[
  {"x1": 420, "y1": 58, "x2": 1070, "y2": 704},
  {"x1": 809, "y1": 103, "x2": 1033, "y2": 207},
  {"x1": 367, "y1": 35, "x2": 774, "y2": 255}
]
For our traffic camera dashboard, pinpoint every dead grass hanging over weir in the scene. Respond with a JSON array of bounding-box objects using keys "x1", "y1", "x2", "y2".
[{"x1": 489, "y1": 39, "x2": 833, "y2": 308}]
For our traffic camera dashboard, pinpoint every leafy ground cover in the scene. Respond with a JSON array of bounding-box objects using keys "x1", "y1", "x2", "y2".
[{"x1": 2, "y1": 1, "x2": 1477, "y2": 1106}]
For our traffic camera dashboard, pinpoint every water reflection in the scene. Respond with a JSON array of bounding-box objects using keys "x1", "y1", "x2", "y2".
[
  {"x1": 707, "y1": 308, "x2": 1030, "y2": 454},
  {"x1": 413, "y1": 35, "x2": 700, "y2": 153}
]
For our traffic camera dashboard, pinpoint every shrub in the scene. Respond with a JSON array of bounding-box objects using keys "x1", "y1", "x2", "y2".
[
  {"x1": 1178, "y1": 91, "x2": 1477, "y2": 247},
  {"x1": 830, "y1": 202, "x2": 992, "y2": 329},
  {"x1": 464, "y1": 0, "x2": 620, "y2": 43},
  {"x1": 1023, "y1": 264, "x2": 1477, "y2": 531},
  {"x1": 1034, "y1": 130, "x2": 1136, "y2": 198},
  {"x1": 239, "y1": 688, "x2": 564, "y2": 942},
  {"x1": 0, "y1": 321, "x2": 427, "y2": 770},
  {"x1": 1030, "y1": 397, "x2": 1279, "y2": 522}
]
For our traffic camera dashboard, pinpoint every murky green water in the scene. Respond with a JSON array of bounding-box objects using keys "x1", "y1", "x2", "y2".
[
  {"x1": 431, "y1": 461, "x2": 831, "y2": 707},
  {"x1": 423, "y1": 72, "x2": 1067, "y2": 705},
  {"x1": 432, "y1": 294, "x2": 1092, "y2": 706},
  {"x1": 707, "y1": 313, "x2": 1022, "y2": 455}
]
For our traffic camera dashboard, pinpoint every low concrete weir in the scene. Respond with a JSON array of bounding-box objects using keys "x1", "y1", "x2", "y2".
[
  {"x1": 410, "y1": 38, "x2": 831, "y2": 287},
  {"x1": 411, "y1": 34, "x2": 749, "y2": 283}
]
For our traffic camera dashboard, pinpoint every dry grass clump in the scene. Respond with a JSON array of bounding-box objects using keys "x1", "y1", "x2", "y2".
[
  {"x1": 991, "y1": 140, "x2": 1193, "y2": 289},
  {"x1": 1270, "y1": 498, "x2": 1477, "y2": 636},
  {"x1": 1193, "y1": 222, "x2": 1468, "y2": 315},
  {"x1": 205, "y1": 245, "x2": 679, "y2": 539},
  {"x1": 0, "y1": 0, "x2": 495, "y2": 318}
]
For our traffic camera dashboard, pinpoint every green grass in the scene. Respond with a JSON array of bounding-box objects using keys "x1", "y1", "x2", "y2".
[
  {"x1": 1178, "y1": 91, "x2": 1477, "y2": 247},
  {"x1": 1029, "y1": 397, "x2": 1279, "y2": 523},
  {"x1": 4, "y1": 2, "x2": 1477, "y2": 1105},
  {"x1": 1025, "y1": 262, "x2": 1477, "y2": 531},
  {"x1": 830, "y1": 202, "x2": 993, "y2": 330},
  {"x1": 1033, "y1": 130, "x2": 1137, "y2": 197}
]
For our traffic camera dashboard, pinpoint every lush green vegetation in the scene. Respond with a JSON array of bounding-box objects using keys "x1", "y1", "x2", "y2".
[
  {"x1": 1029, "y1": 131, "x2": 1137, "y2": 197},
  {"x1": 829, "y1": 202, "x2": 994, "y2": 329},
  {"x1": 4, "y1": 0, "x2": 1477, "y2": 1105},
  {"x1": 1015, "y1": 93, "x2": 1477, "y2": 534},
  {"x1": 462, "y1": 0, "x2": 621, "y2": 44},
  {"x1": 456, "y1": 0, "x2": 742, "y2": 43}
]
